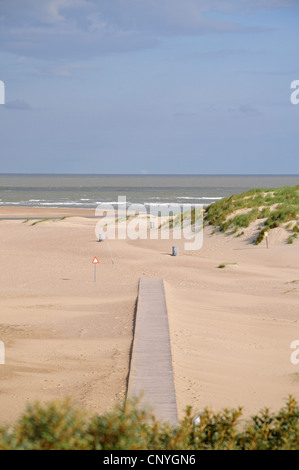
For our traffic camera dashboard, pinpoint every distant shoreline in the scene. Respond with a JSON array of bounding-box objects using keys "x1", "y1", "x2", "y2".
[
  {"x1": 0, "y1": 206, "x2": 96, "y2": 219},
  {"x1": 1, "y1": 173, "x2": 299, "y2": 177}
]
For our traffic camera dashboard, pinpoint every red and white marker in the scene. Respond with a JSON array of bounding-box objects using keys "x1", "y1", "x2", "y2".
[{"x1": 92, "y1": 257, "x2": 100, "y2": 281}]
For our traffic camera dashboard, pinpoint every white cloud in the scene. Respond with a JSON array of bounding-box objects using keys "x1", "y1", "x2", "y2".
[
  {"x1": 46, "y1": 0, "x2": 94, "y2": 22},
  {"x1": 4, "y1": 99, "x2": 32, "y2": 110},
  {"x1": 0, "y1": 0, "x2": 297, "y2": 60},
  {"x1": 33, "y1": 63, "x2": 98, "y2": 77}
]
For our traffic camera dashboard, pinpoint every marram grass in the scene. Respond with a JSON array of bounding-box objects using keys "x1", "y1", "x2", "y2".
[{"x1": 205, "y1": 185, "x2": 299, "y2": 244}]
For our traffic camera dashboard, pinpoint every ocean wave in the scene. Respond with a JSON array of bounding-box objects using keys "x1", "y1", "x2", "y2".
[
  {"x1": 38, "y1": 202, "x2": 90, "y2": 206},
  {"x1": 0, "y1": 198, "x2": 214, "y2": 208},
  {"x1": 144, "y1": 202, "x2": 206, "y2": 207},
  {"x1": 0, "y1": 201, "x2": 27, "y2": 205},
  {"x1": 96, "y1": 201, "x2": 128, "y2": 205},
  {"x1": 178, "y1": 196, "x2": 223, "y2": 200}
]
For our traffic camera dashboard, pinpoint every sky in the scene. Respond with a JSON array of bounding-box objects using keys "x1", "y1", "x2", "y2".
[{"x1": 0, "y1": 0, "x2": 299, "y2": 174}]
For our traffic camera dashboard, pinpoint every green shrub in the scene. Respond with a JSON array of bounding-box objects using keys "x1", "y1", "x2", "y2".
[
  {"x1": 255, "y1": 230, "x2": 265, "y2": 245},
  {"x1": 0, "y1": 396, "x2": 299, "y2": 450},
  {"x1": 287, "y1": 233, "x2": 298, "y2": 244},
  {"x1": 237, "y1": 396, "x2": 299, "y2": 450},
  {"x1": 0, "y1": 399, "x2": 89, "y2": 450},
  {"x1": 236, "y1": 231, "x2": 244, "y2": 238}
]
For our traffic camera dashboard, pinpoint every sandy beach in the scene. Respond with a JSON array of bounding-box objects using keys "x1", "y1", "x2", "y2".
[{"x1": 0, "y1": 207, "x2": 299, "y2": 426}]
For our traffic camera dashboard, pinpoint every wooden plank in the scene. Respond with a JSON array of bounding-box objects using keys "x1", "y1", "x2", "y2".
[{"x1": 127, "y1": 278, "x2": 178, "y2": 426}]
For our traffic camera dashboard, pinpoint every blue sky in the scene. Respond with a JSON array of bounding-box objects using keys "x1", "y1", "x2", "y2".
[{"x1": 0, "y1": 0, "x2": 299, "y2": 174}]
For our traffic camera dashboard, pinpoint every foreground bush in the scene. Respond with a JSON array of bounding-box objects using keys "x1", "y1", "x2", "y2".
[{"x1": 0, "y1": 396, "x2": 298, "y2": 450}]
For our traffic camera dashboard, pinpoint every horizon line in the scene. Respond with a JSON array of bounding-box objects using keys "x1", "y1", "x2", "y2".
[{"x1": 1, "y1": 173, "x2": 299, "y2": 177}]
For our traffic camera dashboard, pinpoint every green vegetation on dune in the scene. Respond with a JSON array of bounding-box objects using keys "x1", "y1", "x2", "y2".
[
  {"x1": 30, "y1": 216, "x2": 69, "y2": 226},
  {"x1": 159, "y1": 207, "x2": 202, "y2": 230},
  {"x1": 0, "y1": 397, "x2": 298, "y2": 450},
  {"x1": 204, "y1": 185, "x2": 299, "y2": 244},
  {"x1": 31, "y1": 218, "x2": 51, "y2": 226},
  {"x1": 217, "y1": 262, "x2": 237, "y2": 269}
]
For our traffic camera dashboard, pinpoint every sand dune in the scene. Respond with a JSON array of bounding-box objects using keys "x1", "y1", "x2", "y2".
[{"x1": 0, "y1": 209, "x2": 298, "y2": 425}]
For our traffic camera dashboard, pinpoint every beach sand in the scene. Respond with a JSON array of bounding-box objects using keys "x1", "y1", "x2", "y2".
[{"x1": 0, "y1": 208, "x2": 298, "y2": 426}]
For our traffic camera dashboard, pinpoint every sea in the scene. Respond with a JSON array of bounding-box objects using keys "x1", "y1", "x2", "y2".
[{"x1": 0, "y1": 174, "x2": 299, "y2": 210}]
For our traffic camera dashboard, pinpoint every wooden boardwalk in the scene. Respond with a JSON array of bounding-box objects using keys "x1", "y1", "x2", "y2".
[{"x1": 127, "y1": 278, "x2": 178, "y2": 426}]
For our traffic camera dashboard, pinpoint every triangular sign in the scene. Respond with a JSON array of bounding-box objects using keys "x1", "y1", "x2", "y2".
[{"x1": 92, "y1": 257, "x2": 100, "y2": 264}]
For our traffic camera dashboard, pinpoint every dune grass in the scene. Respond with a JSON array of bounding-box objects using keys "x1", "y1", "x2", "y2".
[
  {"x1": 205, "y1": 185, "x2": 299, "y2": 244},
  {"x1": 30, "y1": 216, "x2": 69, "y2": 226},
  {"x1": 31, "y1": 218, "x2": 51, "y2": 226},
  {"x1": 218, "y1": 262, "x2": 237, "y2": 269}
]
